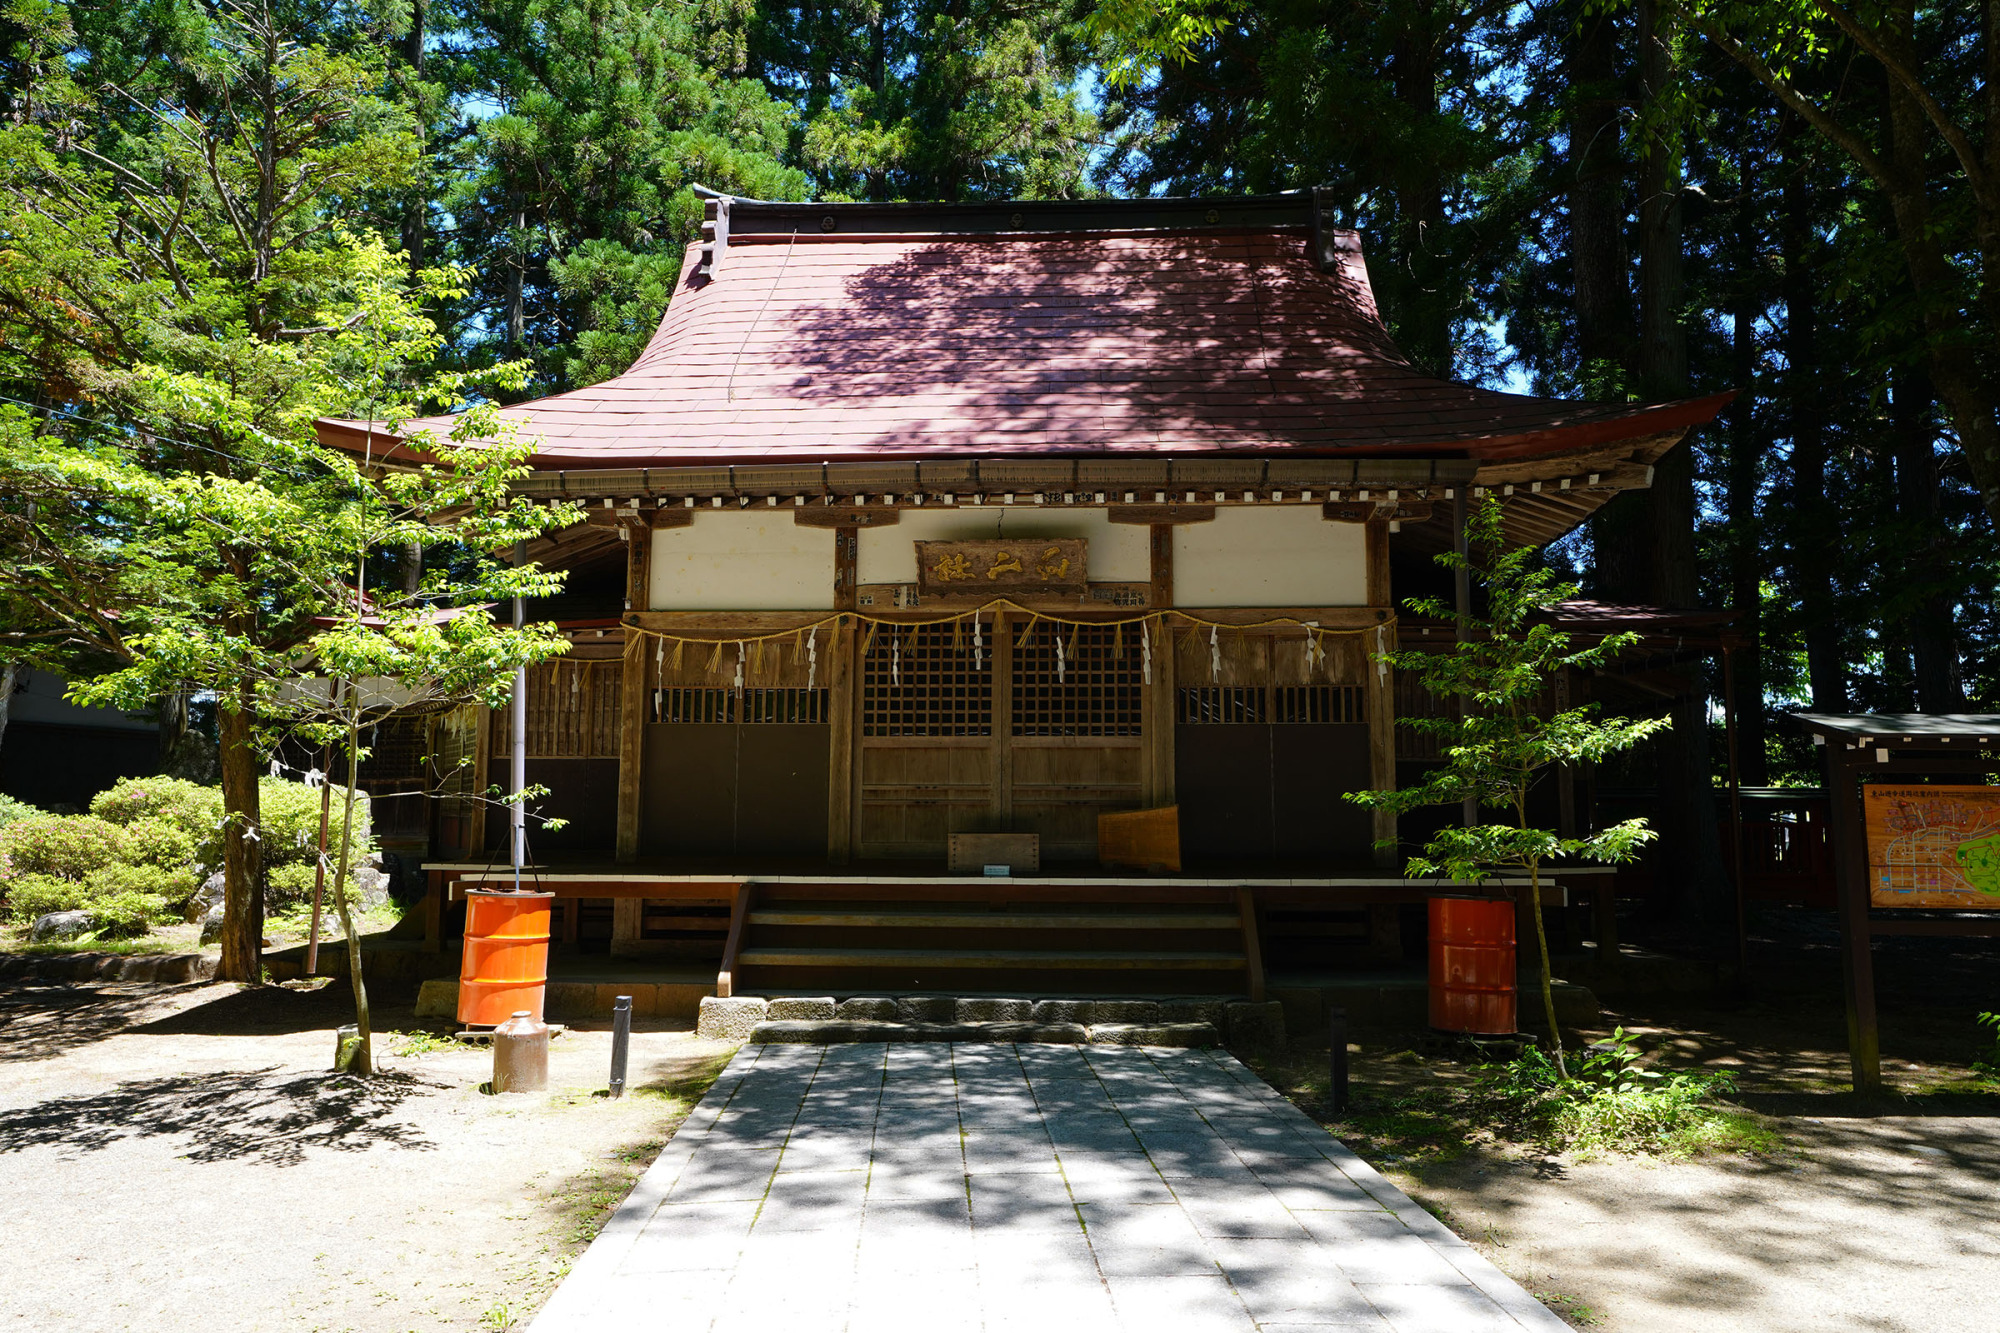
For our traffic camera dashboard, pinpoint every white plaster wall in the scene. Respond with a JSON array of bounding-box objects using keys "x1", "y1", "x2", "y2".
[
  {"x1": 856, "y1": 507, "x2": 1152, "y2": 586},
  {"x1": 1173, "y1": 507, "x2": 1368, "y2": 607},
  {"x1": 649, "y1": 510, "x2": 835, "y2": 610}
]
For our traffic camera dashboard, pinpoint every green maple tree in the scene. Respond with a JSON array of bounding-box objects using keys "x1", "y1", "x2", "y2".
[{"x1": 1349, "y1": 498, "x2": 1669, "y2": 1074}]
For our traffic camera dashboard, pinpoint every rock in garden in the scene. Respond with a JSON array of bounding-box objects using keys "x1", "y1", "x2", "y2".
[
  {"x1": 349, "y1": 865, "x2": 390, "y2": 907},
  {"x1": 199, "y1": 903, "x2": 226, "y2": 945},
  {"x1": 30, "y1": 910, "x2": 93, "y2": 943}
]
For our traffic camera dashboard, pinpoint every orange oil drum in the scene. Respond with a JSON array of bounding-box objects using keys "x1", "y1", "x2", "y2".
[
  {"x1": 457, "y1": 889, "x2": 554, "y2": 1026},
  {"x1": 1428, "y1": 896, "x2": 1517, "y2": 1034}
]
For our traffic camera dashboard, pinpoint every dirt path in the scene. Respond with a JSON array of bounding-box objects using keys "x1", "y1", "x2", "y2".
[
  {"x1": 1394, "y1": 1106, "x2": 2000, "y2": 1332},
  {"x1": 1249, "y1": 913, "x2": 2000, "y2": 1333},
  {"x1": 0, "y1": 979, "x2": 733, "y2": 1333}
]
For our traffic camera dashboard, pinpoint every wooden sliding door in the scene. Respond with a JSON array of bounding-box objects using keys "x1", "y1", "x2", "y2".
[
  {"x1": 1006, "y1": 620, "x2": 1144, "y2": 861},
  {"x1": 854, "y1": 614, "x2": 1146, "y2": 863},
  {"x1": 642, "y1": 687, "x2": 829, "y2": 859}
]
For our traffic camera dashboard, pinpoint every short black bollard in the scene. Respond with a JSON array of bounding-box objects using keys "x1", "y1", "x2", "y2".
[
  {"x1": 1327, "y1": 1005, "x2": 1349, "y2": 1118},
  {"x1": 609, "y1": 995, "x2": 632, "y2": 1099}
]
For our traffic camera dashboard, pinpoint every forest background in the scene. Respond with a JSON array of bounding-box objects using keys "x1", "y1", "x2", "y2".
[{"x1": 0, "y1": 0, "x2": 1995, "y2": 931}]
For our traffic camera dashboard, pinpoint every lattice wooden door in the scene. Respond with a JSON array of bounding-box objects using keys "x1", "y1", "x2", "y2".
[{"x1": 854, "y1": 614, "x2": 1146, "y2": 862}]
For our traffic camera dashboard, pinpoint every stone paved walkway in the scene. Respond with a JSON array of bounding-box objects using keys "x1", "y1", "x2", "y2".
[{"x1": 529, "y1": 1044, "x2": 1567, "y2": 1333}]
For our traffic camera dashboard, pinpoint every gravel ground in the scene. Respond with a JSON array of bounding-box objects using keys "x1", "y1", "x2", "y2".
[
  {"x1": 1254, "y1": 906, "x2": 2000, "y2": 1333},
  {"x1": 1385, "y1": 1076, "x2": 2000, "y2": 1332},
  {"x1": 0, "y1": 979, "x2": 733, "y2": 1333}
]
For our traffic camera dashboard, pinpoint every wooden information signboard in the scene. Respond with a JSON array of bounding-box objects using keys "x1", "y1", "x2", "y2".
[
  {"x1": 914, "y1": 539, "x2": 1087, "y2": 598},
  {"x1": 1863, "y1": 784, "x2": 2000, "y2": 908}
]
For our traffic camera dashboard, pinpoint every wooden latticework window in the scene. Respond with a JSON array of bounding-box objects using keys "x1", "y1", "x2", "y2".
[
  {"x1": 357, "y1": 715, "x2": 428, "y2": 781},
  {"x1": 655, "y1": 688, "x2": 735, "y2": 724},
  {"x1": 741, "y1": 689, "x2": 829, "y2": 724},
  {"x1": 496, "y1": 659, "x2": 621, "y2": 757},
  {"x1": 1394, "y1": 670, "x2": 1449, "y2": 760},
  {"x1": 1012, "y1": 623, "x2": 1142, "y2": 737},
  {"x1": 862, "y1": 622, "x2": 992, "y2": 737},
  {"x1": 653, "y1": 687, "x2": 829, "y2": 724},
  {"x1": 1273, "y1": 685, "x2": 1365, "y2": 724},
  {"x1": 1177, "y1": 687, "x2": 1266, "y2": 725}
]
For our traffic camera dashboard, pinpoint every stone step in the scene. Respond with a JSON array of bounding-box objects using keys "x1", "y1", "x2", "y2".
[
  {"x1": 736, "y1": 946, "x2": 1246, "y2": 970},
  {"x1": 698, "y1": 993, "x2": 1287, "y2": 1048},
  {"x1": 747, "y1": 1018, "x2": 1221, "y2": 1047},
  {"x1": 0, "y1": 951, "x2": 216, "y2": 984}
]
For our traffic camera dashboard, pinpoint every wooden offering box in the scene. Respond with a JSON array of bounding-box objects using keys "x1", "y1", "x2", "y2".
[
  {"x1": 1099, "y1": 806, "x2": 1181, "y2": 874},
  {"x1": 949, "y1": 832, "x2": 1041, "y2": 876}
]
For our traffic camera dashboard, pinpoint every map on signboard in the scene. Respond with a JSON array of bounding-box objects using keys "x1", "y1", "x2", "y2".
[{"x1": 1864, "y1": 785, "x2": 2000, "y2": 908}]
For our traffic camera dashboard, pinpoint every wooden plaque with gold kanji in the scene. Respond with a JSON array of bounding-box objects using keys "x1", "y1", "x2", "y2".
[{"x1": 914, "y1": 539, "x2": 1088, "y2": 597}]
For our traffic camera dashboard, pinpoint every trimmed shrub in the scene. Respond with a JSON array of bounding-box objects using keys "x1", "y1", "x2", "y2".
[
  {"x1": 125, "y1": 817, "x2": 201, "y2": 872},
  {"x1": 0, "y1": 814, "x2": 129, "y2": 881},
  {"x1": 0, "y1": 794, "x2": 41, "y2": 832},
  {"x1": 257, "y1": 777, "x2": 370, "y2": 874},
  {"x1": 80, "y1": 890, "x2": 165, "y2": 938},
  {"x1": 5, "y1": 873, "x2": 87, "y2": 921},
  {"x1": 267, "y1": 861, "x2": 320, "y2": 909},
  {"x1": 87, "y1": 862, "x2": 195, "y2": 912},
  {"x1": 1, "y1": 865, "x2": 177, "y2": 932},
  {"x1": 90, "y1": 777, "x2": 225, "y2": 862}
]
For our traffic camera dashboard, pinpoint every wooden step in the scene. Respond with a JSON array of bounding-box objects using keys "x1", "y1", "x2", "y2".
[
  {"x1": 746, "y1": 910, "x2": 1240, "y2": 931},
  {"x1": 736, "y1": 947, "x2": 1246, "y2": 971}
]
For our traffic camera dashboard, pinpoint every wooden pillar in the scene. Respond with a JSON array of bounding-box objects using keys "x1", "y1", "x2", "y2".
[
  {"x1": 615, "y1": 521, "x2": 652, "y2": 863},
  {"x1": 991, "y1": 611, "x2": 1015, "y2": 826},
  {"x1": 1721, "y1": 644, "x2": 1749, "y2": 989},
  {"x1": 1145, "y1": 528, "x2": 1177, "y2": 808},
  {"x1": 826, "y1": 617, "x2": 856, "y2": 863},
  {"x1": 611, "y1": 897, "x2": 643, "y2": 952},
  {"x1": 1363, "y1": 518, "x2": 1397, "y2": 868},
  {"x1": 1823, "y1": 742, "x2": 1881, "y2": 1092},
  {"x1": 423, "y1": 868, "x2": 446, "y2": 953},
  {"x1": 464, "y1": 704, "x2": 491, "y2": 858}
]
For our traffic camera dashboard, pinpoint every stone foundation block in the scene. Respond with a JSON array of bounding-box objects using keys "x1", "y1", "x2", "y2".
[
  {"x1": 767, "y1": 996, "x2": 837, "y2": 1021},
  {"x1": 697, "y1": 995, "x2": 770, "y2": 1042},
  {"x1": 1088, "y1": 999, "x2": 1160, "y2": 1024},
  {"x1": 1159, "y1": 999, "x2": 1227, "y2": 1028},
  {"x1": 1086, "y1": 1022, "x2": 1219, "y2": 1048},
  {"x1": 1224, "y1": 1001, "x2": 1287, "y2": 1051},
  {"x1": 894, "y1": 996, "x2": 957, "y2": 1024},
  {"x1": 414, "y1": 978, "x2": 459, "y2": 1019},
  {"x1": 836, "y1": 997, "x2": 898, "y2": 1020},
  {"x1": 1030, "y1": 999, "x2": 1093, "y2": 1025},
  {"x1": 158, "y1": 954, "x2": 217, "y2": 984},
  {"x1": 956, "y1": 997, "x2": 1033, "y2": 1022},
  {"x1": 1268, "y1": 987, "x2": 1327, "y2": 1036}
]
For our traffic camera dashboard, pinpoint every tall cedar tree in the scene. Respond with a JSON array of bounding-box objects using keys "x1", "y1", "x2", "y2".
[{"x1": 0, "y1": 0, "x2": 575, "y2": 982}]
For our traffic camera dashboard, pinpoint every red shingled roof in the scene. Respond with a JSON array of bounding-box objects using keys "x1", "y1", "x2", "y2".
[{"x1": 319, "y1": 221, "x2": 1726, "y2": 469}]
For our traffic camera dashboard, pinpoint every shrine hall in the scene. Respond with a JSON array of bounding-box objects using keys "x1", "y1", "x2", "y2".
[{"x1": 315, "y1": 190, "x2": 1731, "y2": 1003}]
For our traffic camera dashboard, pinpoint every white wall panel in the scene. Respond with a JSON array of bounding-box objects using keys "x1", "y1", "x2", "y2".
[
  {"x1": 649, "y1": 511, "x2": 835, "y2": 610},
  {"x1": 1173, "y1": 507, "x2": 1367, "y2": 607}
]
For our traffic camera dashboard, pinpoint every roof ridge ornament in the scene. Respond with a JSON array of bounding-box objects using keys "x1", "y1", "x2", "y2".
[{"x1": 698, "y1": 195, "x2": 730, "y2": 281}]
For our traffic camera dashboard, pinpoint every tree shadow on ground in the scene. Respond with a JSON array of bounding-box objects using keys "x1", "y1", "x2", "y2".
[
  {"x1": 0, "y1": 1067, "x2": 439, "y2": 1165},
  {"x1": 135, "y1": 983, "x2": 362, "y2": 1037},
  {"x1": 0, "y1": 982, "x2": 181, "y2": 1064}
]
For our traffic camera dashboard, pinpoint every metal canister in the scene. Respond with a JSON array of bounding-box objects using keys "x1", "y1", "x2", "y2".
[
  {"x1": 458, "y1": 889, "x2": 554, "y2": 1026},
  {"x1": 492, "y1": 1009, "x2": 549, "y2": 1093}
]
